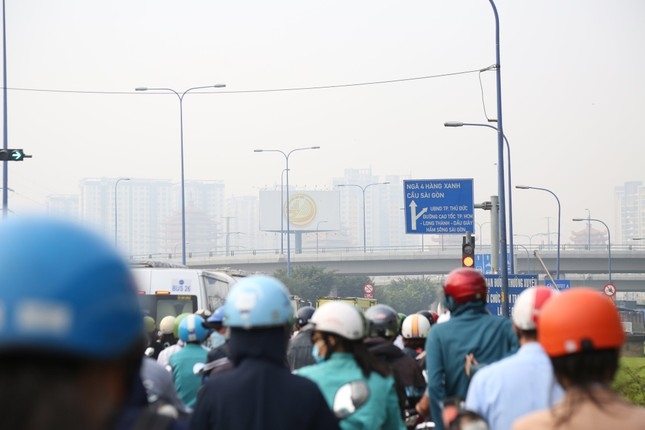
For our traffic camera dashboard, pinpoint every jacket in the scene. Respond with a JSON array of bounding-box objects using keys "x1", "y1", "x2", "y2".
[
  {"x1": 189, "y1": 327, "x2": 339, "y2": 430},
  {"x1": 366, "y1": 337, "x2": 427, "y2": 413},
  {"x1": 287, "y1": 329, "x2": 316, "y2": 370},
  {"x1": 425, "y1": 301, "x2": 518, "y2": 430},
  {"x1": 298, "y1": 352, "x2": 406, "y2": 430}
]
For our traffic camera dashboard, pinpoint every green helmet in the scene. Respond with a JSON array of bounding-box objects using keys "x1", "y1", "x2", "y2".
[{"x1": 173, "y1": 313, "x2": 191, "y2": 339}]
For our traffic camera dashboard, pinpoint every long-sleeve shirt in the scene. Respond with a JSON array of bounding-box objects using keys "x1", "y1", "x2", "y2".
[{"x1": 465, "y1": 342, "x2": 564, "y2": 430}]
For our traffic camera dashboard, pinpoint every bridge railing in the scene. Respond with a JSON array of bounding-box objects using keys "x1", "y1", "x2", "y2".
[{"x1": 128, "y1": 243, "x2": 645, "y2": 263}]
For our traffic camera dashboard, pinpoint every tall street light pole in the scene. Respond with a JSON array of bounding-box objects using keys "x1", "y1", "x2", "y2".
[
  {"x1": 444, "y1": 121, "x2": 515, "y2": 274},
  {"x1": 114, "y1": 177, "x2": 130, "y2": 247},
  {"x1": 254, "y1": 146, "x2": 320, "y2": 276},
  {"x1": 135, "y1": 84, "x2": 226, "y2": 265},
  {"x1": 337, "y1": 182, "x2": 390, "y2": 253},
  {"x1": 574, "y1": 217, "x2": 612, "y2": 284},
  {"x1": 516, "y1": 185, "x2": 561, "y2": 279}
]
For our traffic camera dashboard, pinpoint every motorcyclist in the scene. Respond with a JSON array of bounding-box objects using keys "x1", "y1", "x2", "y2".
[
  {"x1": 513, "y1": 288, "x2": 645, "y2": 429},
  {"x1": 0, "y1": 216, "x2": 184, "y2": 430},
  {"x1": 168, "y1": 314, "x2": 209, "y2": 409},
  {"x1": 287, "y1": 305, "x2": 316, "y2": 370},
  {"x1": 297, "y1": 301, "x2": 405, "y2": 430},
  {"x1": 189, "y1": 275, "x2": 339, "y2": 430},
  {"x1": 425, "y1": 268, "x2": 518, "y2": 430},
  {"x1": 364, "y1": 304, "x2": 427, "y2": 420}
]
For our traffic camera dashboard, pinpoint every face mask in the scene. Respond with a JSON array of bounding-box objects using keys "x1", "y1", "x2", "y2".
[
  {"x1": 311, "y1": 343, "x2": 326, "y2": 364},
  {"x1": 209, "y1": 331, "x2": 226, "y2": 349}
]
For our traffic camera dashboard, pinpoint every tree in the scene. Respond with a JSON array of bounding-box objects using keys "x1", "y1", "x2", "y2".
[
  {"x1": 273, "y1": 266, "x2": 372, "y2": 305},
  {"x1": 375, "y1": 276, "x2": 441, "y2": 315}
]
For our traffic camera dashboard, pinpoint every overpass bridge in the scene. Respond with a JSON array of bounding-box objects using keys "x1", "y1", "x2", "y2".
[{"x1": 166, "y1": 246, "x2": 645, "y2": 293}]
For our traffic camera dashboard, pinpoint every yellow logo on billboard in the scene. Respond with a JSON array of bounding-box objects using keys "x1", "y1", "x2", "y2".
[{"x1": 287, "y1": 193, "x2": 317, "y2": 226}]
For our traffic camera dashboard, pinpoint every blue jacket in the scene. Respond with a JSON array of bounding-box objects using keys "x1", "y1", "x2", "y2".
[
  {"x1": 298, "y1": 353, "x2": 406, "y2": 430},
  {"x1": 425, "y1": 302, "x2": 518, "y2": 430},
  {"x1": 189, "y1": 327, "x2": 339, "y2": 430}
]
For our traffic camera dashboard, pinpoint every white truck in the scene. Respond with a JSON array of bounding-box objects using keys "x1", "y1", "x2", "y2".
[{"x1": 131, "y1": 261, "x2": 248, "y2": 323}]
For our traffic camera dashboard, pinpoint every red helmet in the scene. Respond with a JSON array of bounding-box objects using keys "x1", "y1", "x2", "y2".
[
  {"x1": 539, "y1": 287, "x2": 625, "y2": 357},
  {"x1": 443, "y1": 268, "x2": 487, "y2": 305}
]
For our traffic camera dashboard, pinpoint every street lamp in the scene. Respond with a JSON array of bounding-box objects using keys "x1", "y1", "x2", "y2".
[
  {"x1": 114, "y1": 177, "x2": 130, "y2": 247},
  {"x1": 337, "y1": 182, "x2": 390, "y2": 253},
  {"x1": 444, "y1": 121, "x2": 515, "y2": 274},
  {"x1": 574, "y1": 218, "x2": 612, "y2": 283},
  {"x1": 254, "y1": 146, "x2": 320, "y2": 276},
  {"x1": 516, "y1": 185, "x2": 561, "y2": 279},
  {"x1": 515, "y1": 243, "x2": 531, "y2": 274},
  {"x1": 316, "y1": 220, "x2": 328, "y2": 254},
  {"x1": 135, "y1": 83, "x2": 226, "y2": 265},
  {"x1": 476, "y1": 221, "x2": 491, "y2": 247}
]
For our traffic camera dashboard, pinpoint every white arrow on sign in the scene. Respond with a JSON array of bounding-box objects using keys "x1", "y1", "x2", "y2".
[{"x1": 409, "y1": 200, "x2": 427, "y2": 231}]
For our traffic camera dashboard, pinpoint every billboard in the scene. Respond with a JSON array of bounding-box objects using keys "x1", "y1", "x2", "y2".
[{"x1": 259, "y1": 190, "x2": 341, "y2": 232}]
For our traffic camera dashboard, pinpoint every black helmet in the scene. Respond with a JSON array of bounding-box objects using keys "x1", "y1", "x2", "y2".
[
  {"x1": 365, "y1": 304, "x2": 399, "y2": 339},
  {"x1": 416, "y1": 310, "x2": 436, "y2": 326},
  {"x1": 296, "y1": 306, "x2": 316, "y2": 327}
]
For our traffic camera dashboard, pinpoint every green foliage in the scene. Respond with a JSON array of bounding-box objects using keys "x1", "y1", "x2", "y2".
[
  {"x1": 613, "y1": 357, "x2": 645, "y2": 406},
  {"x1": 375, "y1": 276, "x2": 441, "y2": 315},
  {"x1": 273, "y1": 266, "x2": 372, "y2": 305}
]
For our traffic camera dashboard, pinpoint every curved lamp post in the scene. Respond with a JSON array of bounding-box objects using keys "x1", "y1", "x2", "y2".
[
  {"x1": 516, "y1": 185, "x2": 561, "y2": 279},
  {"x1": 114, "y1": 177, "x2": 130, "y2": 247},
  {"x1": 135, "y1": 83, "x2": 226, "y2": 265},
  {"x1": 254, "y1": 146, "x2": 320, "y2": 276},
  {"x1": 444, "y1": 121, "x2": 515, "y2": 274},
  {"x1": 337, "y1": 182, "x2": 390, "y2": 253},
  {"x1": 574, "y1": 217, "x2": 611, "y2": 284}
]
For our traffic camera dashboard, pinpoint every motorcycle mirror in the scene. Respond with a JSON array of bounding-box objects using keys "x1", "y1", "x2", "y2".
[{"x1": 332, "y1": 380, "x2": 370, "y2": 419}]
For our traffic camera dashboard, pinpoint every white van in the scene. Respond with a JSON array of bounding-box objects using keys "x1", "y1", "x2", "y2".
[{"x1": 131, "y1": 261, "x2": 248, "y2": 324}]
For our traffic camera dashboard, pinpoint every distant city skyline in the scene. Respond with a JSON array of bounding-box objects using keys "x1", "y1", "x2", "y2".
[{"x1": 45, "y1": 171, "x2": 643, "y2": 259}]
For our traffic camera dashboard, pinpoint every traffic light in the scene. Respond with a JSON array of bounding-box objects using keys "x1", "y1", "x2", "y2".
[
  {"x1": 0, "y1": 149, "x2": 29, "y2": 161},
  {"x1": 462, "y1": 234, "x2": 475, "y2": 268}
]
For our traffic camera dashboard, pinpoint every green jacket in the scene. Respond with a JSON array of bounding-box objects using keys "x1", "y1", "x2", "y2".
[
  {"x1": 425, "y1": 302, "x2": 518, "y2": 430},
  {"x1": 298, "y1": 353, "x2": 405, "y2": 430}
]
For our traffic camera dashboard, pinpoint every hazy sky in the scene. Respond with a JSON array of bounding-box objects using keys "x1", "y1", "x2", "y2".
[{"x1": 4, "y1": 0, "x2": 645, "y2": 244}]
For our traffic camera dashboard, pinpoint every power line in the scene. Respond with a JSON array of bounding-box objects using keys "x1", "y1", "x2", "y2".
[{"x1": 0, "y1": 67, "x2": 486, "y2": 96}]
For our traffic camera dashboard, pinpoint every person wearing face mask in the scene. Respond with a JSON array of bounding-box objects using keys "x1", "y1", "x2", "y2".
[
  {"x1": 297, "y1": 301, "x2": 406, "y2": 430},
  {"x1": 199, "y1": 306, "x2": 233, "y2": 382}
]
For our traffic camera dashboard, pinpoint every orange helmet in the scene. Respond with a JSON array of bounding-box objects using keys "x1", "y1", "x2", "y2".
[
  {"x1": 538, "y1": 287, "x2": 625, "y2": 357},
  {"x1": 443, "y1": 268, "x2": 487, "y2": 305}
]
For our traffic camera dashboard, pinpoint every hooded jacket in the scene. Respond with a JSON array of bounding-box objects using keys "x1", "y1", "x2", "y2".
[
  {"x1": 189, "y1": 327, "x2": 339, "y2": 430},
  {"x1": 425, "y1": 301, "x2": 518, "y2": 430}
]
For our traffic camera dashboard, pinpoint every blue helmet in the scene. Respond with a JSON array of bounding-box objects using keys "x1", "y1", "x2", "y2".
[
  {"x1": 206, "y1": 306, "x2": 224, "y2": 324},
  {"x1": 178, "y1": 314, "x2": 208, "y2": 342},
  {"x1": 224, "y1": 275, "x2": 293, "y2": 329},
  {"x1": 0, "y1": 216, "x2": 144, "y2": 359}
]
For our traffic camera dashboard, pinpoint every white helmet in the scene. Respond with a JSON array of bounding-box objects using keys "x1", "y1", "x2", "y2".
[
  {"x1": 159, "y1": 316, "x2": 176, "y2": 335},
  {"x1": 309, "y1": 302, "x2": 366, "y2": 340},
  {"x1": 401, "y1": 314, "x2": 431, "y2": 339},
  {"x1": 512, "y1": 286, "x2": 560, "y2": 330}
]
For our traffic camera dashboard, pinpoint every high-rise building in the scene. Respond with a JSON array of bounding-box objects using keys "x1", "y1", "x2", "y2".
[
  {"x1": 615, "y1": 181, "x2": 645, "y2": 243},
  {"x1": 46, "y1": 194, "x2": 80, "y2": 221},
  {"x1": 79, "y1": 178, "x2": 225, "y2": 258}
]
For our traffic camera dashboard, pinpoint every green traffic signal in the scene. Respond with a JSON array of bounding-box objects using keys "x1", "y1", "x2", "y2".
[{"x1": 0, "y1": 149, "x2": 30, "y2": 161}]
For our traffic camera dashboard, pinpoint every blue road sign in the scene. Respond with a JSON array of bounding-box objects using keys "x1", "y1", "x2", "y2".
[
  {"x1": 474, "y1": 254, "x2": 493, "y2": 274},
  {"x1": 484, "y1": 274, "x2": 539, "y2": 317},
  {"x1": 404, "y1": 179, "x2": 474, "y2": 235},
  {"x1": 544, "y1": 279, "x2": 571, "y2": 290}
]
